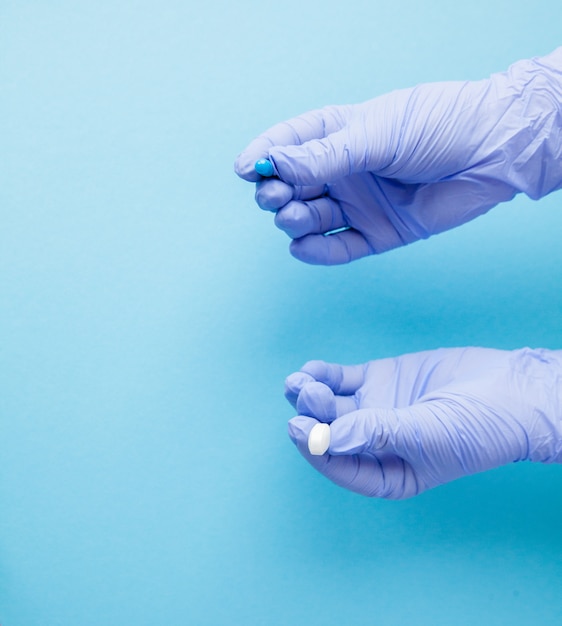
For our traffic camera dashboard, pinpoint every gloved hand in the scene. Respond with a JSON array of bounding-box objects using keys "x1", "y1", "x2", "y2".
[
  {"x1": 235, "y1": 48, "x2": 562, "y2": 265},
  {"x1": 285, "y1": 347, "x2": 562, "y2": 499}
]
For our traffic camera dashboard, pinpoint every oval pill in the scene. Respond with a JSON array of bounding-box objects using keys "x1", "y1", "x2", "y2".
[
  {"x1": 308, "y1": 423, "x2": 331, "y2": 455},
  {"x1": 255, "y1": 158, "x2": 275, "y2": 177}
]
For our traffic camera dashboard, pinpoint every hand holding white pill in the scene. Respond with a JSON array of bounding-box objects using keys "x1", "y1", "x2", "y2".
[{"x1": 286, "y1": 347, "x2": 562, "y2": 499}]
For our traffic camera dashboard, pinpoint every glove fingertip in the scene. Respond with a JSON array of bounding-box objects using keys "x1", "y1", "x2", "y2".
[
  {"x1": 284, "y1": 371, "x2": 315, "y2": 407},
  {"x1": 291, "y1": 235, "x2": 355, "y2": 265},
  {"x1": 292, "y1": 230, "x2": 375, "y2": 266},
  {"x1": 234, "y1": 153, "x2": 262, "y2": 182},
  {"x1": 287, "y1": 415, "x2": 317, "y2": 445},
  {"x1": 296, "y1": 381, "x2": 337, "y2": 423},
  {"x1": 255, "y1": 179, "x2": 294, "y2": 212},
  {"x1": 289, "y1": 236, "x2": 327, "y2": 265}
]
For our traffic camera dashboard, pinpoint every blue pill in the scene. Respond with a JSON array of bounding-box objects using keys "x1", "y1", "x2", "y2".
[{"x1": 255, "y1": 158, "x2": 275, "y2": 177}]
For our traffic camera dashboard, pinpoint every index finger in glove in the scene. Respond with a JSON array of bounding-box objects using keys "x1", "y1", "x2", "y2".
[{"x1": 234, "y1": 105, "x2": 350, "y2": 182}]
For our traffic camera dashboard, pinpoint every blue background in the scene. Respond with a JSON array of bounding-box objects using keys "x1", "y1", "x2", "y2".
[{"x1": 1, "y1": 1, "x2": 562, "y2": 624}]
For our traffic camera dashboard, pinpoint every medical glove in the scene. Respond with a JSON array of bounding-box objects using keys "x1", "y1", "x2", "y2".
[
  {"x1": 285, "y1": 347, "x2": 562, "y2": 499},
  {"x1": 235, "y1": 49, "x2": 562, "y2": 265}
]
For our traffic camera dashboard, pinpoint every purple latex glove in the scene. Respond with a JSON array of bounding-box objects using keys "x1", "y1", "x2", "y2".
[
  {"x1": 235, "y1": 49, "x2": 562, "y2": 265},
  {"x1": 285, "y1": 347, "x2": 562, "y2": 499}
]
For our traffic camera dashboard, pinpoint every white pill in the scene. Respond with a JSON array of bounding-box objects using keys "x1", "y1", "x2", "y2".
[{"x1": 308, "y1": 423, "x2": 331, "y2": 456}]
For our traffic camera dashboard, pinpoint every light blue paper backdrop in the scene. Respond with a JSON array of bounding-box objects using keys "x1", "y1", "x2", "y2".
[{"x1": 1, "y1": 1, "x2": 561, "y2": 624}]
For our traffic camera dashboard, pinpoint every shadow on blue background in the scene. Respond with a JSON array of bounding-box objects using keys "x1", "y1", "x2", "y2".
[{"x1": 0, "y1": 1, "x2": 561, "y2": 624}]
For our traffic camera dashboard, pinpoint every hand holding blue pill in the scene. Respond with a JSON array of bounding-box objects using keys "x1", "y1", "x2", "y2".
[
  {"x1": 285, "y1": 347, "x2": 562, "y2": 499},
  {"x1": 235, "y1": 48, "x2": 562, "y2": 265}
]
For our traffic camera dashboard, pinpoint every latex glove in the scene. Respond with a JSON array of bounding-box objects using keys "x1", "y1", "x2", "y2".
[
  {"x1": 235, "y1": 49, "x2": 562, "y2": 265},
  {"x1": 285, "y1": 347, "x2": 562, "y2": 499}
]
